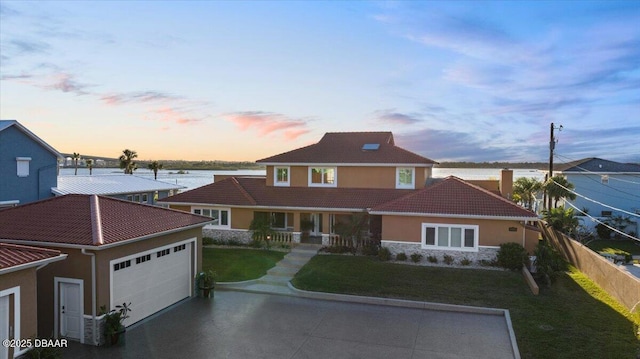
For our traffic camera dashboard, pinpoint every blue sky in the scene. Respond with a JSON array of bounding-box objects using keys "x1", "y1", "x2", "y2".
[{"x1": 1, "y1": 1, "x2": 638, "y2": 163}]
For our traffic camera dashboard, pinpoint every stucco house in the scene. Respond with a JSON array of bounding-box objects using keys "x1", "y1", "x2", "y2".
[
  {"x1": 1, "y1": 244, "x2": 67, "y2": 358},
  {"x1": 160, "y1": 131, "x2": 539, "y2": 260},
  {"x1": 0, "y1": 194, "x2": 211, "y2": 346},
  {"x1": 0, "y1": 120, "x2": 63, "y2": 207},
  {"x1": 53, "y1": 174, "x2": 185, "y2": 205}
]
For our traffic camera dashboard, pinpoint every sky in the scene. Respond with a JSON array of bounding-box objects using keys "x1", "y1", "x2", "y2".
[{"x1": 1, "y1": 1, "x2": 639, "y2": 163}]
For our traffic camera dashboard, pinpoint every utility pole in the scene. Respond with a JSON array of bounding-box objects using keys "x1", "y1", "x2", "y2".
[{"x1": 547, "y1": 123, "x2": 562, "y2": 211}]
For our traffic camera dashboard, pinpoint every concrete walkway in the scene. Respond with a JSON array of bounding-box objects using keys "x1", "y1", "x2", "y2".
[{"x1": 217, "y1": 243, "x2": 321, "y2": 295}]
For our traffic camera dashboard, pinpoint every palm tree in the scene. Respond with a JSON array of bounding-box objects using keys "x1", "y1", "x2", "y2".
[
  {"x1": 72, "y1": 152, "x2": 81, "y2": 175},
  {"x1": 543, "y1": 206, "x2": 579, "y2": 235},
  {"x1": 119, "y1": 149, "x2": 138, "y2": 175},
  {"x1": 147, "y1": 161, "x2": 163, "y2": 180},
  {"x1": 86, "y1": 158, "x2": 94, "y2": 175},
  {"x1": 544, "y1": 175, "x2": 577, "y2": 208},
  {"x1": 512, "y1": 177, "x2": 542, "y2": 211}
]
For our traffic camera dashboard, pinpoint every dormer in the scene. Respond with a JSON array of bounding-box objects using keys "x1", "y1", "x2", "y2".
[{"x1": 257, "y1": 132, "x2": 437, "y2": 190}]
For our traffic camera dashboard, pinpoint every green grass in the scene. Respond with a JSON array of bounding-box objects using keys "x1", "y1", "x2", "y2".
[
  {"x1": 202, "y1": 248, "x2": 286, "y2": 282},
  {"x1": 292, "y1": 255, "x2": 640, "y2": 359},
  {"x1": 587, "y1": 239, "x2": 640, "y2": 256}
]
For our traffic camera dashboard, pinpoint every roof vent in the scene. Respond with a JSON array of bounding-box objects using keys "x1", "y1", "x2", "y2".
[{"x1": 362, "y1": 143, "x2": 380, "y2": 151}]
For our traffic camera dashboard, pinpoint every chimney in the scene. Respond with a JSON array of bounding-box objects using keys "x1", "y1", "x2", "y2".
[{"x1": 500, "y1": 169, "x2": 513, "y2": 199}]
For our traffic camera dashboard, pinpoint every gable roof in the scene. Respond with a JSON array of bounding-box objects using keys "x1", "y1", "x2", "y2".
[
  {"x1": 159, "y1": 177, "x2": 411, "y2": 211},
  {"x1": 371, "y1": 176, "x2": 538, "y2": 220},
  {"x1": 0, "y1": 194, "x2": 211, "y2": 248},
  {"x1": 0, "y1": 120, "x2": 63, "y2": 159},
  {"x1": 555, "y1": 157, "x2": 640, "y2": 173},
  {"x1": 0, "y1": 243, "x2": 67, "y2": 275},
  {"x1": 256, "y1": 132, "x2": 437, "y2": 166},
  {"x1": 53, "y1": 174, "x2": 185, "y2": 196}
]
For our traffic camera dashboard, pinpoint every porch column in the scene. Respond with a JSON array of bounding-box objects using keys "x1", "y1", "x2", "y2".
[{"x1": 322, "y1": 212, "x2": 330, "y2": 234}]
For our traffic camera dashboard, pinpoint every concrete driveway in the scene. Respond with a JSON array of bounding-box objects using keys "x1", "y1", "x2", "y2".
[{"x1": 63, "y1": 290, "x2": 518, "y2": 359}]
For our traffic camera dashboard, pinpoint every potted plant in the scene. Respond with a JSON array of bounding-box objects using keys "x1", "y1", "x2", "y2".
[
  {"x1": 102, "y1": 302, "x2": 131, "y2": 345},
  {"x1": 196, "y1": 269, "x2": 217, "y2": 298}
]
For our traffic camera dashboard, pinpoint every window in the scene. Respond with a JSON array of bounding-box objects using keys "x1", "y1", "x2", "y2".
[
  {"x1": 16, "y1": 157, "x2": 31, "y2": 177},
  {"x1": 274, "y1": 166, "x2": 290, "y2": 187},
  {"x1": 396, "y1": 167, "x2": 414, "y2": 189},
  {"x1": 135, "y1": 254, "x2": 151, "y2": 264},
  {"x1": 601, "y1": 175, "x2": 609, "y2": 184},
  {"x1": 309, "y1": 167, "x2": 336, "y2": 187},
  {"x1": 193, "y1": 208, "x2": 230, "y2": 228},
  {"x1": 421, "y1": 223, "x2": 478, "y2": 251},
  {"x1": 126, "y1": 195, "x2": 133, "y2": 201},
  {"x1": 142, "y1": 194, "x2": 148, "y2": 203},
  {"x1": 157, "y1": 248, "x2": 170, "y2": 258},
  {"x1": 174, "y1": 244, "x2": 186, "y2": 252},
  {"x1": 601, "y1": 211, "x2": 612, "y2": 217},
  {"x1": 133, "y1": 194, "x2": 140, "y2": 202},
  {"x1": 114, "y1": 260, "x2": 131, "y2": 271}
]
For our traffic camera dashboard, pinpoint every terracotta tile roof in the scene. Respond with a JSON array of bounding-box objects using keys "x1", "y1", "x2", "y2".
[
  {"x1": 0, "y1": 243, "x2": 63, "y2": 270},
  {"x1": 0, "y1": 195, "x2": 211, "y2": 247},
  {"x1": 160, "y1": 177, "x2": 411, "y2": 210},
  {"x1": 256, "y1": 132, "x2": 437, "y2": 165},
  {"x1": 371, "y1": 176, "x2": 538, "y2": 219}
]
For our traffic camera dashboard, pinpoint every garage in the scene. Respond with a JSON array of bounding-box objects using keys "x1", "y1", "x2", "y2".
[{"x1": 111, "y1": 240, "x2": 193, "y2": 326}]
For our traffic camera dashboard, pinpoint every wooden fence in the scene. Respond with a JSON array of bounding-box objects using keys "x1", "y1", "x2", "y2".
[{"x1": 540, "y1": 222, "x2": 640, "y2": 312}]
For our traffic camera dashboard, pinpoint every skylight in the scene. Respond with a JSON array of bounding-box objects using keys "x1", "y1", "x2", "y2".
[{"x1": 362, "y1": 143, "x2": 380, "y2": 151}]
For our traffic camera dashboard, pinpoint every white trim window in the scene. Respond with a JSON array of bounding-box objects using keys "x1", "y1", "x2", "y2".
[
  {"x1": 421, "y1": 223, "x2": 478, "y2": 252},
  {"x1": 396, "y1": 167, "x2": 414, "y2": 189},
  {"x1": 16, "y1": 157, "x2": 31, "y2": 177},
  {"x1": 309, "y1": 167, "x2": 337, "y2": 187},
  {"x1": 193, "y1": 208, "x2": 230, "y2": 229},
  {"x1": 274, "y1": 166, "x2": 290, "y2": 187}
]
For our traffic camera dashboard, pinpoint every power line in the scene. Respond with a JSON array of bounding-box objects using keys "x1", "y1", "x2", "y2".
[
  {"x1": 551, "y1": 178, "x2": 640, "y2": 218},
  {"x1": 564, "y1": 201, "x2": 639, "y2": 242}
]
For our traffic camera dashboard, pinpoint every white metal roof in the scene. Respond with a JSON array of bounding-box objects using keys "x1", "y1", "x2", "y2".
[{"x1": 52, "y1": 174, "x2": 185, "y2": 195}]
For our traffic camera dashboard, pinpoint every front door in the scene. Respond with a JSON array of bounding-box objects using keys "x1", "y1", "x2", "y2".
[
  {"x1": 310, "y1": 213, "x2": 323, "y2": 236},
  {"x1": 0, "y1": 295, "x2": 9, "y2": 359},
  {"x1": 60, "y1": 282, "x2": 81, "y2": 340}
]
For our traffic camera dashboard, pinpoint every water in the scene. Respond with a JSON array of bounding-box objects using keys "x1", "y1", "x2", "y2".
[{"x1": 59, "y1": 167, "x2": 545, "y2": 192}]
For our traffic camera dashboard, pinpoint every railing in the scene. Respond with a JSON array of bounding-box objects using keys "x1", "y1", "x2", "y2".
[
  {"x1": 327, "y1": 234, "x2": 379, "y2": 249},
  {"x1": 254, "y1": 231, "x2": 293, "y2": 245}
]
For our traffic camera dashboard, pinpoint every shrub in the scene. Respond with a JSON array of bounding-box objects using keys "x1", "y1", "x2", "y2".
[
  {"x1": 226, "y1": 238, "x2": 244, "y2": 246},
  {"x1": 410, "y1": 252, "x2": 423, "y2": 263},
  {"x1": 361, "y1": 241, "x2": 380, "y2": 256},
  {"x1": 427, "y1": 255, "x2": 438, "y2": 263},
  {"x1": 443, "y1": 254, "x2": 455, "y2": 265},
  {"x1": 497, "y1": 242, "x2": 529, "y2": 271},
  {"x1": 533, "y1": 240, "x2": 567, "y2": 287},
  {"x1": 321, "y1": 246, "x2": 355, "y2": 254},
  {"x1": 249, "y1": 239, "x2": 264, "y2": 248},
  {"x1": 378, "y1": 247, "x2": 391, "y2": 261},
  {"x1": 202, "y1": 237, "x2": 215, "y2": 245},
  {"x1": 395, "y1": 252, "x2": 407, "y2": 261},
  {"x1": 460, "y1": 257, "x2": 472, "y2": 266}
]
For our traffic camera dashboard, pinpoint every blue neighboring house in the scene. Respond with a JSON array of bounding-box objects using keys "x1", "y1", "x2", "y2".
[
  {"x1": 555, "y1": 157, "x2": 640, "y2": 221},
  {"x1": 0, "y1": 120, "x2": 63, "y2": 206}
]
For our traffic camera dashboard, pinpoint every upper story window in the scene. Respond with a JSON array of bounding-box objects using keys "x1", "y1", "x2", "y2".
[
  {"x1": 193, "y1": 208, "x2": 230, "y2": 228},
  {"x1": 274, "y1": 166, "x2": 290, "y2": 187},
  {"x1": 16, "y1": 157, "x2": 31, "y2": 177},
  {"x1": 309, "y1": 167, "x2": 336, "y2": 187},
  {"x1": 396, "y1": 167, "x2": 414, "y2": 189},
  {"x1": 422, "y1": 223, "x2": 478, "y2": 252}
]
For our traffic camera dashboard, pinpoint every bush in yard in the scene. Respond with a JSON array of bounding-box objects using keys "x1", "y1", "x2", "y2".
[
  {"x1": 202, "y1": 237, "x2": 215, "y2": 245},
  {"x1": 427, "y1": 255, "x2": 438, "y2": 263},
  {"x1": 533, "y1": 240, "x2": 567, "y2": 287},
  {"x1": 361, "y1": 240, "x2": 380, "y2": 256},
  {"x1": 377, "y1": 247, "x2": 391, "y2": 261},
  {"x1": 497, "y1": 242, "x2": 528, "y2": 271},
  {"x1": 443, "y1": 254, "x2": 455, "y2": 265},
  {"x1": 410, "y1": 252, "x2": 423, "y2": 263},
  {"x1": 460, "y1": 257, "x2": 472, "y2": 266},
  {"x1": 395, "y1": 252, "x2": 407, "y2": 261}
]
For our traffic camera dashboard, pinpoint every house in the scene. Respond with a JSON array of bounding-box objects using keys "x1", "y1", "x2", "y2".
[
  {"x1": 0, "y1": 195, "x2": 211, "y2": 346},
  {"x1": 0, "y1": 120, "x2": 63, "y2": 207},
  {"x1": 1, "y1": 243, "x2": 66, "y2": 358},
  {"x1": 554, "y1": 158, "x2": 640, "y2": 217},
  {"x1": 160, "y1": 131, "x2": 539, "y2": 260},
  {"x1": 53, "y1": 174, "x2": 185, "y2": 205}
]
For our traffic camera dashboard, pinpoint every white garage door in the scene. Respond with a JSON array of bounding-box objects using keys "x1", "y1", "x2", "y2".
[{"x1": 111, "y1": 241, "x2": 192, "y2": 326}]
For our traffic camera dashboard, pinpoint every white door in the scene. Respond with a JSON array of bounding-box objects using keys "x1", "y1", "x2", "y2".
[
  {"x1": 1, "y1": 295, "x2": 9, "y2": 359},
  {"x1": 112, "y1": 243, "x2": 191, "y2": 326},
  {"x1": 310, "y1": 213, "x2": 323, "y2": 236},
  {"x1": 60, "y1": 282, "x2": 81, "y2": 340}
]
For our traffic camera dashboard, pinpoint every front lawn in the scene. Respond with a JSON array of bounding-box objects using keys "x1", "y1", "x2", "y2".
[
  {"x1": 202, "y1": 248, "x2": 286, "y2": 282},
  {"x1": 587, "y1": 239, "x2": 640, "y2": 257},
  {"x1": 292, "y1": 255, "x2": 640, "y2": 359}
]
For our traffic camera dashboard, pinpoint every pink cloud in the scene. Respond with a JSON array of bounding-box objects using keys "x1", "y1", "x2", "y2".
[
  {"x1": 43, "y1": 73, "x2": 90, "y2": 95},
  {"x1": 224, "y1": 111, "x2": 309, "y2": 139},
  {"x1": 149, "y1": 107, "x2": 202, "y2": 126}
]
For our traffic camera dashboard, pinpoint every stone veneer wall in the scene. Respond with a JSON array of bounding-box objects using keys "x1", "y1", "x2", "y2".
[
  {"x1": 83, "y1": 315, "x2": 106, "y2": 346},
  {"x1": 202, "y1": 228, "x2": 253, "y2": 244},
  {"x1": 381, "y1": 241, "x2": 499, "y2": 263}
]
